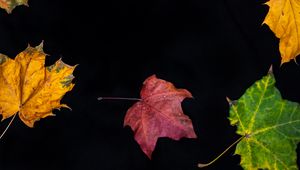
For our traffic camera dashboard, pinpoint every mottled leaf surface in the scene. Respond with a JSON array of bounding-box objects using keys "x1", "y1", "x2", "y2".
[
  {"x1": 228, "y1": 71, "x2": 300, "y2": 169},
  {"x1": 0, "y1": 42, "x2": 76, "y2": 127}
]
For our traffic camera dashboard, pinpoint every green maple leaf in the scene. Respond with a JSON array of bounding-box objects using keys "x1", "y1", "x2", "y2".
[{"x1": 228, "y1": 69, "x2": 300, "y2": 170}]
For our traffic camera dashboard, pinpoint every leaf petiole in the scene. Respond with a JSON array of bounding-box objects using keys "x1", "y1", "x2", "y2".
[
  {"x1": 198, "y1": 135, "x2": 245, "y2": 168},
  {"x1": 0, "y1": 113, "x2": 17, "y2": 140},
  {"x1": 98, "y1": 97, "x2": 141, "y2": 101}
]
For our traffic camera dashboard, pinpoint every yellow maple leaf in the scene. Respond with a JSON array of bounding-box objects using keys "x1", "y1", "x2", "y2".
[
  {"x1": 263, "y1": 0, "x2": 300, "y2": 64},
  {"x1": 0, "y1": 0, "x2": 28, "y2": 13},
  {"x1": 0, "y1": 42, "x2": 76, "y2": 127}
]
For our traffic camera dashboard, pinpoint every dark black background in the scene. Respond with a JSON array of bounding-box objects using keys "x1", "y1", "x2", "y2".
[{"x1": 0, "y1": 0, "x2": 299, "y2": 169}]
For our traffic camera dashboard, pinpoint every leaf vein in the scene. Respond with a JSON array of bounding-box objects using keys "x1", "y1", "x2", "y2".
[
  {"x1": 252, "y1": 119, "x2": 300, "y2": 136},
  {"x1": 251, "y1": 139, "x2": 289, "y2": 169}
]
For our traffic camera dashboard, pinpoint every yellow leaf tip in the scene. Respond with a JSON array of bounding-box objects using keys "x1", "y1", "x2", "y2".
[
  {"x1": 0, "y1": 54, "x2": 8, "y2": 64},
  {"x1": 280, "y1": 59, "x2": 289, "y2": 66},
  {"x1": 1, "y1": 116, "x2": 7, "y2": 122},
  {"x1": 24, "y1": 121, "x2": 35, "y2": 128},
  {"x1": 57, "y1": 58, "x2": 77, "y2": 69},
  {"x1": 60, "y1": 104, "x2": 72, "y2": 111},
  {"x1": 25, "y1": 41, "x2": 47, "y2": 56},
  {"x1": 264, "y1": 1, "x2": 270, "y2": 6},
  {"x1": 294, "y1": 58, "x2": 299, "y2": 65},
  {"x1": 34, "y1": 41, "x2": 45, "y2": 53}
]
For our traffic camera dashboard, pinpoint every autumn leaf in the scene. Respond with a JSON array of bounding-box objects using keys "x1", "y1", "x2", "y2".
[
  {"x1": 228, "y1": 68, "x2": 300, "y2": 169},
  {"x1": 0, "y1": 42, "x2": 76, "y2": 127},
  {"x1": 124, "y1": 75, "x2": 197, "y2": 159},
  {"x1": 0, "y1": 0, "x2": 28, "y2": 13},
  {"x1": 263, "y1": 0, "x2": 300, "y2": 64}
]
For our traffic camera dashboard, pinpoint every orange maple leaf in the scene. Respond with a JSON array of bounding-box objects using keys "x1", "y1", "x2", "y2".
[
  {"x1": 263, "y1": 0, "x2": 300, "y2": 64},
  {"x1": 0, "y1": 0, "x2": 28, "y2": 13},
  {"x1": 0, "y1": 42, "x2": 76, "y2": 127}
]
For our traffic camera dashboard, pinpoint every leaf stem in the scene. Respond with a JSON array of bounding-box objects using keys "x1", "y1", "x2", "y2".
[
  {"x1": 0, "y1": 113, "x2": 17, "y2": 140},
  {"x1": 198, "y1": 135, "x2": 245, "y2": 168},
  {"x1": 98, "y1": 97, "x2": 141, "y2": 101}
]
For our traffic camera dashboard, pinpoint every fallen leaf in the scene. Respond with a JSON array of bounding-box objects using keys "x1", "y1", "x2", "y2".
[
  {"x1": 0, "y1": 0, "x2": 28, "y2": 13},
  {"x1": 228, "y1": 68, "x2": 300, "y2": 169},
  {"x1": 263, "y1": 0, "x2": 300, "y2": 64},
  {"x1": 0, "y1": 42, "x2": 76, "y2": 127},
  {"x1": 124, "y1": 75, "x2": 197, "y2": 159}
]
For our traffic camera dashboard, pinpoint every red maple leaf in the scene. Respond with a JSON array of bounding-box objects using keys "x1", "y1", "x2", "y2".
[{"x1": 124, "y1": 75, "x2": 197, "y2": 159}]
